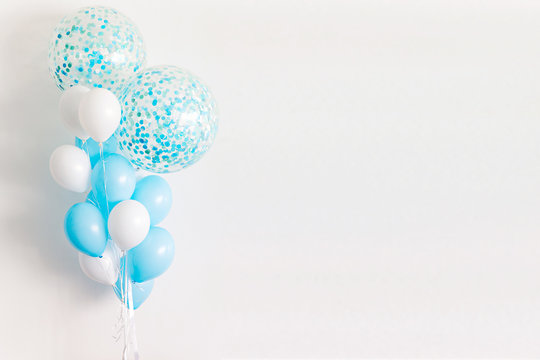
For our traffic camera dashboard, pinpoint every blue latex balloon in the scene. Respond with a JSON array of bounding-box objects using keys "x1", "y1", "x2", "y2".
[
  {"x1": 75, "y1": 135, "x2": 118, "y2": 168},
  {"x1": 131, "y1": 176, "x2": 172, "y2": 225},
  {"x1": 113, "y1": 274, "x2": 154, "y2": 310},
  {"x1": 64, "y1": 202, "x2": 107, "y2": 257},
  {"x1": 128, "y1": 227, "x2": 175, "y2": 283},
  {"x1": 91, "y1": 154, "x2": 136, "y2": 210}
]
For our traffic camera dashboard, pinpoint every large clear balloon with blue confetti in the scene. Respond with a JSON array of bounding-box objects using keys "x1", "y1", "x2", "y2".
[
  {"x1": 116, "y1": 65, "x2": 218, "y2": 173},
  {"x1": 48, "y1": 6, "x2": 146, "y2": 96}
]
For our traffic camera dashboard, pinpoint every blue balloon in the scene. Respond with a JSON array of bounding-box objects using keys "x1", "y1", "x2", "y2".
[
  {"x1": 64, "y1": 202, "x2": 107, "y2": 257},
  {"x1": 113, "y1": 274, "x2": 154, "y2": 310},
  {"x1": 128, "y1": 227, "x2": 175, "y2": 283},
  {"x1": 91, "y1": 154, "x2": 136, "y2": 210},
  {"x1": 75, "y1": 135, "x2": 118, "y2": 168},
  {"x1": 131, "y1": 176, "x2": 172, "y2": 225}
]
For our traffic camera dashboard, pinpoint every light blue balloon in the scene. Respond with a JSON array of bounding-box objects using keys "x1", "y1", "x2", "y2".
[
  {"x1": 128, "y1": 227, "x2": 175, "y2": 283},
  {"x1": 131, "y1": 176, "x2": 172, "y2": 225},
  {"x1": 64, "y1": 202, "x2": 107, "y2": 257},
  {"x1": 113, "y1": 271, "x2": 154, "y2": 310},
  {"x1": 75, "y1": 135, "x2": 117, "y2": 168},
  {"x1": 91, "y1": 154, "x2": 136, "y2": 211}
]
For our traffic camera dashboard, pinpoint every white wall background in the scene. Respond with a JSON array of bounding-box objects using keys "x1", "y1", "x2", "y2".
[{"x1": 1, "y1": 0, "x2": 540, "y2": 358}]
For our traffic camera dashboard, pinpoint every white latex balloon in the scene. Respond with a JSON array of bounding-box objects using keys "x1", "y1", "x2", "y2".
[
  {"x1": 78, "y1": 245, "x2": 119, "y2": 285},
  {"x1": 49, "y1": 145, "x2": 91, "y2": 192},
  {"x1": 59, "y1": 85, "x2": 90, "y2": 140},
  {"x1": 79, "y1": 88, "x2": 121, "y2": 142},
  {"x1": 108, "y1": 200, "x2": 150, "y2": 250}
]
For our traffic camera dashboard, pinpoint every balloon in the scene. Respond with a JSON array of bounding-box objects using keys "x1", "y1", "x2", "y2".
[
  {"x1": 131, "y1": 176, "x2": 172, "y2": 225},
  {"x1": 64, "y1": 202, "x2": 107, "y2": 257},
  {"x1": 79, "y1": 244, "x2": 119, "y2": 285},
  {"x1": 79, "y1": 88, "x2": 121, "y2": 142},
  {"x1": 75, "y1": 135, "x2": 118, "y2": 168},
  {"x1": 116, "y1": 65, "x2": 218, "y2": 173},
  {"x1": 59, "y1": 85, "x2": 90, "y2": 139},
  {"x1": 108, "y1": 200, "x2": 150, "y2": 250},
  {"x1": 48, "y1": 6, "x2": 146, "y2": 97},
  {"x1": 128, "y1": 227, "x2": 175, "y2": 283},
  {"x1": 49, "y1": 145, "x2": 91, "y2": 192},
  {"x1": 113, "y1": 275, "x2": 154, "y2": 310},
  {"x1": 91, "y1": 154, "x2": 136, "y2": 206}
]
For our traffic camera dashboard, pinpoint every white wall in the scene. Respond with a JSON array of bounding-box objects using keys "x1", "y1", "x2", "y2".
[{"x1": 1, "y1": 0, "x2": 540, "y2": 358}]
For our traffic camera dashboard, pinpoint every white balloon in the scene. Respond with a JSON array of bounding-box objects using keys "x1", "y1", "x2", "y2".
[
  {"x1": 59, "y1": 85, "x2": 90, "y2": 140},
  {"x1": 78, "y1": 245, "x2": 119, "y2": 285},
  {"x1": 79, "y1": 88, "x2": 121, "y2": 142},
  {"x1": 108, "y1": 200, "x2": 150, "y2": 250},
  {"x1": 49, "y1": 145, "x2": 91, "y2": 192}
]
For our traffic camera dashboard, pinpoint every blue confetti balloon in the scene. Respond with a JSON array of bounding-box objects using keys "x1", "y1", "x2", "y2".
[
  {"x1": 48, "y1": 6, "x2": 146, "y2": 96},
  {"x1": 116, "y1": 65, "x2": 218, "y2": 173}
]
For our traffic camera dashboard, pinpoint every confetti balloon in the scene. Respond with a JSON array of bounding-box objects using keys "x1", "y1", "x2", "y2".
[
  {"x1": 48, "y1": 6, "x2": 146, "y2": 96},
  {"x1": 116, "y1": 65, "x2": 218, "y2": 173}
]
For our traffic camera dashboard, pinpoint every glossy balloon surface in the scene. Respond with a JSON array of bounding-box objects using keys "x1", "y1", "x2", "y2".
[
  {"x1": 59, "y1": 85, "x2": 90, "y2": 139},
  {"x1": 79, "y1": 88, "x2": 121, "y2": 142},
  {"x1": 128, "y1": 227, "x2": 175, "y2": 283},
  {"x1": 91, "y1": 153, "x2": 136, "y2": 205},
  {"x1": 49, "y1": 145, "x2": 91, "y2": 193},
  {"x1": 64, "y1": 202, "x2": 107, "y2": 257},
  {"x1": 131, "y1": 175, "x2": 172, "y2": 225},
  {"x1": 108, "y1": 200, "x2": 150, "y2": 250}
]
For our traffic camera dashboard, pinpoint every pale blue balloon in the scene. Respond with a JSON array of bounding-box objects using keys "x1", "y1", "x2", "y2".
[
  {"x1": 91, "y1": 154, "x2": 136, "y2": 212},
  {"x1": 131, "y1": 176, "x2": 172, "y2": 225},
  {"x1": 113, "y1": 273, "x2": 154, "y2": 310},
  {"x1": 64, "y1": 202, "x2": 107, "y2": 257},
  {"x1": 128, "y1": 227, "x2": 175, "y2": 283},
  {"x1": 75, "y1": 135, "x2": 118, "y2": 168}
]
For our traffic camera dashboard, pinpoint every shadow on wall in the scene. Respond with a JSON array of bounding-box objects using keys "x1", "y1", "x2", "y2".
[{"x1": 0, "y1": 9, "x2": 110, "y2": 299}]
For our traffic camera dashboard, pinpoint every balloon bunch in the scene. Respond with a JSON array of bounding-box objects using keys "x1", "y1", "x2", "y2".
[{"x1": 47, "y1": 6, "x2": 218, "y2": 356}]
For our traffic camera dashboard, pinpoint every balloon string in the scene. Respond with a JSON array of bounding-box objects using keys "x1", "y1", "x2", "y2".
[
  {"x1": 97, "y1": 143, "x2": 138, "y2": 358},
  {"x1": 121, "y1": 252, "x2": 139, "y2": 360},
  {"x1": 81, "y1": 139, "x2": 89, "y2": 157},
  {"x1": 81, "y1": 139, "x2": 91, "y2": 196},
  {"x1": 99, "y1": 143, "x2": 111, "y2": 216},
  {"x1": 122, "y1": 252, "x2": 129, "y2": 359}
]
